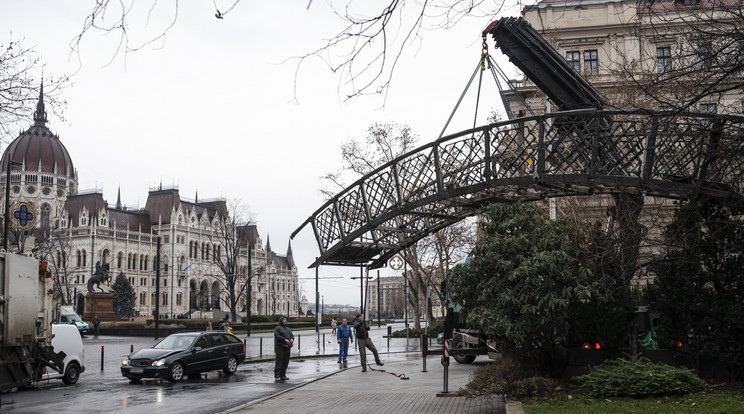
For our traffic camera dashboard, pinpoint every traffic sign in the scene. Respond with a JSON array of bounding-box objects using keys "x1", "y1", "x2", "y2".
[{"x1": 388, "y1": 255, "x2": 404, "y2": 270}]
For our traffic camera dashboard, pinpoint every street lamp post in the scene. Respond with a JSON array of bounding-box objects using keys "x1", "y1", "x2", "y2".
[
  {"x1": 155, "y1": 236, "x2": 161, "y2": 340},
  {"x1": 3, "y1": 159, "x2": 21, "y2": 251},
  {"x1": 350, "y1": 273, "x2": 373, "y2": 317},
  {"x1": 246, "y1": 243, "x2": 252, "y2": 337}
]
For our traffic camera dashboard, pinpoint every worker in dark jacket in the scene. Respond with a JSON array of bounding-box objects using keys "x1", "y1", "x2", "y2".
[
  {"x1": 353, "y1": 313, "x2": 383, "y2": 372},
  {"x1": 274, "y1": 316, "x2": 294, "y2": 380}
]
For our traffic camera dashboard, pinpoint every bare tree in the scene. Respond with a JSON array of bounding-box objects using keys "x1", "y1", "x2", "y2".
[
  {"x1": 0, "y1": 39, "x2": 70, "y2": 145},
  {"x1": 35, "y1": 229, "x2": 75, "y2": 305},
  {"x1": 211, "y1": 198, "x2": 254, "y2": 322},
  {"x1": 70, "y1": 2, "x2": 513, "y2": 101},
  {"x1": 323, "y1": 121, "x2": 476, "y2": 327}
]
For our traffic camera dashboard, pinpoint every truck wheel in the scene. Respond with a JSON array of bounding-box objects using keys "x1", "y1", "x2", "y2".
[
  {"x1": 452, "y1": 336, "x2": 476, "y2": 364},
  {"x1": 62, "y1": 362, "x2": 80, "y2": 384},
  {"x1": 168, "y1": 361, "x2": 185, "y2": 383}
]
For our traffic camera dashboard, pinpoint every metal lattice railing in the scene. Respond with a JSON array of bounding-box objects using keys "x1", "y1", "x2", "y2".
[{"x1": 292, "y1": 109, "x2": 744, "y2": 269}]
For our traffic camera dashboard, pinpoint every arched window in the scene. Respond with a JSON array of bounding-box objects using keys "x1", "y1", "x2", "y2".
[
  {"x1": 139, "y1": 292, "x2": 146, "y2": 305},
  {"x1": 162, "y1": 293, "x2": 168, "y2": 306},
  {"x1": 127, "y1": 253, "x2": 132, "y2": 269},
  {"x1": 139, "y1": 255, "x2": 144, "y2": 270},
  {"x1": 81, "y1": 212, "x2": 87, "y2": 226},
  {"x1": 40, "y1": 203, "x2": 51, "y2": 228},
  {"x1": 117, "y1": 252, "x2": 123, "y2": 269},
  {"x1": 177, "y1": 293, "x2": 182, "y2": 306},
  {"x1": 82, "y1": 250, "x2": 87, "y2": 267},
  {"x1": 201, "y1": 243, "x2": 205, "y2": 260},
  {"x1": 76, "y1": 250, "x2": 81, "y2": 267}
]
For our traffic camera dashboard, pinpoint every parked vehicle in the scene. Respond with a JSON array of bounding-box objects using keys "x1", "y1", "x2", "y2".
[
  {"x1": 439, "y1": 256, "x2": 499, "y2": 364},
  {"x1": 56, "y1": 306, "x2": 89, "y2": 336},
  {"x1": 41, "y1": 324, "x2": 85, "y2": 384},
  {"x1": 121, "y1": 331, "x2": 246, "y2": 383},
  {"x1": 0, "y1": 252, "x2": 65, "y2": 393}
]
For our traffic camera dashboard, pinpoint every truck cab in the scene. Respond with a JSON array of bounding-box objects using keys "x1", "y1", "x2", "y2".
[{"x1": 57, "y1": 306, "x2": 89, "y2": 336}]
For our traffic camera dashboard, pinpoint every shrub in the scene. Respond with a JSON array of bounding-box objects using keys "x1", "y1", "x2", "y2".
[
  {"x1": 391, "y1": 320, "x2": 443, "y2": 337},
  {"x1": 462, "y1": 358, "x2": 556, "y2": 399},
  {"x1": 576, "y1": 355, "x2": 707, "y2": 398}
]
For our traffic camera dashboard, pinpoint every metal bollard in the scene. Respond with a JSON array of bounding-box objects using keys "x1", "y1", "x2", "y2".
[
  {"x1": 130, "y1": 344, "x2": 133, "y2": 353},
  {"x1": 260, "y1": 337, "x2": 263, "y2": 356},
  {"x1": 298, "y1": 335, "x2": 301, "y2": 349},
  {"x1": 322, "y1": 333, "x2": 325, "y2": 352},
  {"x1": 387, "y1": 326, "x2": 391, "y2": 349},
  {"x1": 100, "y1": 346, "x2": 104, "y2": 371},
  {"x1": 421, "y1": 334, "x2": 428, "y2": 372}
]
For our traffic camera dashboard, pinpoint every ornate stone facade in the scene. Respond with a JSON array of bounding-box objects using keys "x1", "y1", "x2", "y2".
[{"x1": 1, "y1": 90, "x2": 299, "y2": 319}]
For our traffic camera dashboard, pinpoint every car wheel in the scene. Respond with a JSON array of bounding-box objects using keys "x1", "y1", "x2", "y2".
[
  {"x1": 62, "y1": 362, "x2": 80, "y2": 384},
  {"x1": 223, "y1": 356, "x2": 238, "y2": 375},
  {"x1": 168, "y1": 362, "x2": 185, "y2": 383},
  {"x1": 452, "y1": 336, "x2": 477, "y2": 364}
]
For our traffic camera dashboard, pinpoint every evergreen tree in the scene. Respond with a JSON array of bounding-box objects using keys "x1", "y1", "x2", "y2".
[
  {"x1": 448, "y1": 202, "x2": 623, "y2": 377},
  {"x1": 111, "y1": 272, "x2": 136, "y2": 318},
  {"x1": 650, "y1": 202, "x2": 744, "y2": 379}
]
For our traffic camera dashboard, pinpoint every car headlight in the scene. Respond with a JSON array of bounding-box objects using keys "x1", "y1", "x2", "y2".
[
  {"x1": 122, "y1": 358, "x2": 131, "y2": 366},
  {"x1": 152, "y1": 358, "x2": 166, "y2": 367}
]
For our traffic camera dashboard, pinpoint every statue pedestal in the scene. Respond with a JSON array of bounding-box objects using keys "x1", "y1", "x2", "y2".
[{"x1": 84, "y1": 292, "x2": 116, "y2": 321}]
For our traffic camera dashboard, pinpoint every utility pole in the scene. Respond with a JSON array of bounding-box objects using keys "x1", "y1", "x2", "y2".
[
  {"x1": 315, "y1": 260, "x2": 319, "y2": 333},
  {"x1": 3, "y1": 159, "x2": 20, "y2": 251},
  {"x1": 377, "y1": 270, "x2": 381, "y2": 328},
  {"x1": 155, "y1": 236, "x2": 161, "y2": 340},
  {"x1": 246, "y1": 243, "x2": 252, "y2": 337}
]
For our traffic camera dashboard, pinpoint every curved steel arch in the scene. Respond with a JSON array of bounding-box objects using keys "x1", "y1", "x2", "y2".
[{"x1": 293, "y1": 109, "x2": 744, "y2": 269}]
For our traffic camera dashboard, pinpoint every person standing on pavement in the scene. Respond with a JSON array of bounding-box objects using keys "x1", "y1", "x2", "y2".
[
  {"x1": 353, "y1": 313, "x2": 383, "y2": 372},
  {"x1": 336, "y1": 318, "x2": 353, "y2": 363},
  {"x1": 274, "y1": 316, "x2": 294, "y2": 381},
  {"x1": 331, "y1": 316, "x2": 338, "y2": 334}
]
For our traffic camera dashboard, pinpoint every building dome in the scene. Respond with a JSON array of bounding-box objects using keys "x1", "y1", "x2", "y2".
[{"x1": 0, "y1": 86, "x2": 75, "y2": 180}]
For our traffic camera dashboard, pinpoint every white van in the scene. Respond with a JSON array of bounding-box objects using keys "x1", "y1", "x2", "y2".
[{"x1": 42, "y1": 324, "x2": 85, "y2": 384}]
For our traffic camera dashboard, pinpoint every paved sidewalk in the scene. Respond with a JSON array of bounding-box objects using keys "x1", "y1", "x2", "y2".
[{"x1": 223, "y1": 356, "x2": 509, "y2": 414}]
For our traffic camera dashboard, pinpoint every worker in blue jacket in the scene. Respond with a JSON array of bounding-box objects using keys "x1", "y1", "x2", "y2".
[{"x1": 336, "y1": 318, "x2": 353, "y2": 363}]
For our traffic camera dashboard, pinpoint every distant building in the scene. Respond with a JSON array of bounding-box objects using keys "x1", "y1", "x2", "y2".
[{"x1": 0, "y1": 89, "x2": 299, "y2": 318}]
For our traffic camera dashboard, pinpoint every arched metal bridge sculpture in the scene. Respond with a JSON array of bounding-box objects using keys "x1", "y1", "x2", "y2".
[{"x1": 292, "y1": 109, "x2": 744, "y2": 269}]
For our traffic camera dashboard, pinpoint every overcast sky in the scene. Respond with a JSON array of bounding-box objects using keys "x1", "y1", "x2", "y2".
[{"x1": 2, "y1": 1, "x2": 522, "y2": 305}]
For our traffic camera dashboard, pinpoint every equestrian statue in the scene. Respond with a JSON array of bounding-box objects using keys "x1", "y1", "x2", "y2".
[{"x1": 87, "y1": 261, "x2": 111, "y2": 293}]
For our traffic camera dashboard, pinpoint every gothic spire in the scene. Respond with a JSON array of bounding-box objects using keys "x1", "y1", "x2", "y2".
[
  {"x1": 287, "y1": 240, "x2": 293, "y2": 256},
  {"x1": 33, "y1": 82, "x2": 48, "y2": 127},
  {"x1": 116, "y1": 186, "x2": 122, "y2": 209},
  {"x1": 266, "y1": 234, "x2": 271, "y2": 253}
]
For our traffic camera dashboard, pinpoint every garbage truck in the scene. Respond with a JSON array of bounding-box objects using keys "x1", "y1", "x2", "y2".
[{"x1": 0, "y1": 251, "x2": 65, "y2": 394}]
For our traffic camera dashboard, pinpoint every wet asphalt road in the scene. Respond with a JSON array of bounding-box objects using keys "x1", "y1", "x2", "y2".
[{"x1": 1, "y1": 325, "x2": 427, "y2": 413}]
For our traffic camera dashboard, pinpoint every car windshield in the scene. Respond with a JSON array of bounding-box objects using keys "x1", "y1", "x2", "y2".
[
  {"x1": 154, "y1": 335, "x2": 197, "y2": 350},
  {"x1": 68, "y1": 314, "x2": 84, "y2": 323}
]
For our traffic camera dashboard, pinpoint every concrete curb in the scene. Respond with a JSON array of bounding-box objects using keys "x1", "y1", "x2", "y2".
[{"x1": 506, "y1": 400, "x2": 524, "y2": 414}]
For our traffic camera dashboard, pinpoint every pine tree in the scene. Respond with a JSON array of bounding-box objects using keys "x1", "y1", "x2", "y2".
[{"x1": 111, "y1": 272, "x2": 136, "y2": 318}]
